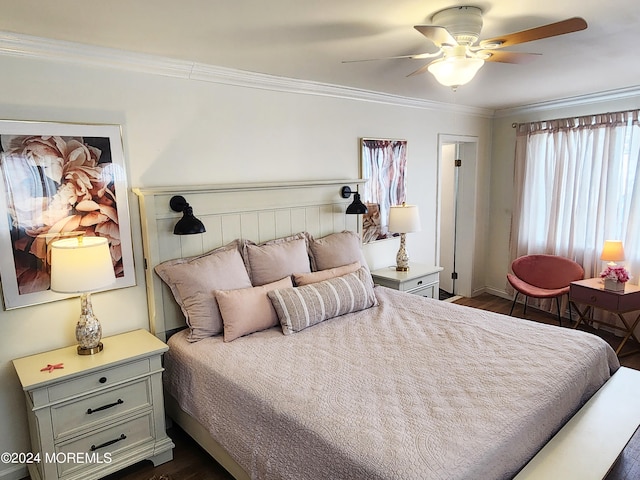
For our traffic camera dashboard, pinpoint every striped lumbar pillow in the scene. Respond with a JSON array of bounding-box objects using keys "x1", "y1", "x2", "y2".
[{"x1": 267, "y1": 267, "x2": 378, "y2": 335}]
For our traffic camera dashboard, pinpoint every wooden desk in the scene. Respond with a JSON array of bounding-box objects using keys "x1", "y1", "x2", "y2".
[{"x1": 570, "y1": 278, "x2": 640, "y2": 356}]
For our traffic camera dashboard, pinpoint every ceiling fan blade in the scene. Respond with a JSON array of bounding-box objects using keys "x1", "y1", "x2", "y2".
[
  {"x1": 342, "y1": 51, "x2": 441, "y2": 63},
  {"x1": 414, "y1": 25, "x2": 458, "y2": 47},
  {"x1": 481, "y1": 50, "x2": 541, "y2": 64},
  {"x1": 479, "y1": 17, "x2": 587, "y2": 48},
  {"x1": 406, "y1": 63, "x2": 432, "y2": 77}
]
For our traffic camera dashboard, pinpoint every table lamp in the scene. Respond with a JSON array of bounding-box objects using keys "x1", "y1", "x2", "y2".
[
  {"x1": 388, "y1": 203, "x2": 421, "y2": 271},
  {"x1": 50, "y1": 236, "x2": 116, "y2": 355},
  {"x1": 600, "y1": 240, "x2": 625, "y2": 266}
]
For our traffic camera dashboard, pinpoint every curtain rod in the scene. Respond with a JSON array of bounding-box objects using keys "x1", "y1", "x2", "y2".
[{"x1": 512, "y1": 109, "x2": 640, "y2": 130}]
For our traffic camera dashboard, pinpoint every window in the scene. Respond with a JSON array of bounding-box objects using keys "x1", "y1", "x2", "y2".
[{"x1": 511, "y1": 110, "x2": 640, "y2": 281}]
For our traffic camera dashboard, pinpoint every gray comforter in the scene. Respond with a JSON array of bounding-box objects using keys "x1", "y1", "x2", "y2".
[{"x1": 164, "y1": 286, "x2": 619, "y2": 480}]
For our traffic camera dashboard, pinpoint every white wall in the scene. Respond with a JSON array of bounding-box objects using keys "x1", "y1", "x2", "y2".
[
  {"x1": 486, "y1": 93, "x2": 640, "y2": 298},
  {"x1": 0, "y1": 46, "x2": 492, "y2": 479}
]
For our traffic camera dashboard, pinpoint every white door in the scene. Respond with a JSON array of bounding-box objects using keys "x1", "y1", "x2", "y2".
[{"x1": 438, "y1": 136, "x2": 478, "y2": 298}]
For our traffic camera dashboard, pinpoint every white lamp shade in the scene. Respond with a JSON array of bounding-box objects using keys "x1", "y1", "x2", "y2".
[
  {"x1": 50, "y1": 236, "x2": 116, "y2": 293},
  {"x1": 388, "y1": 204, "x2": 421, "y2": 233},
  {"x1": 428, "y1": 57, "x2": 484, "y2": 87},
  {"x1": 600, "y1": 240, "x2": 625, "y2": 262}
]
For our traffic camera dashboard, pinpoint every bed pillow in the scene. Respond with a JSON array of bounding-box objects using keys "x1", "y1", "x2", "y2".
[
  {"x1": 154, "y1": 241, "x2": 252, "y2": 342},
  {"x1": 267, "y1": 267, "x2": 378, "y2": 335},
  {"x1": 243, "y1": 234, "x2": 311, "y2": 286},
  {"x1": 216, "y1": 276, "x2": 293, "y2": 342},
  {"x1": 306, "y1": 231, "x2": 369, "y2": 273},
  {"x1": 293, "y1": 261, "x2": 361, "y2": 286}
]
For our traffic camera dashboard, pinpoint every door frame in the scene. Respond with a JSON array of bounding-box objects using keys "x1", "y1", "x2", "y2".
[{"x1": 436, "y1": 134, "x2": 479, "y2": 298}]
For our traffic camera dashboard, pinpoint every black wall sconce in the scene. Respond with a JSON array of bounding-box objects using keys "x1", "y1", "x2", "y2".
[
  {"x1": 170, "y1": 195, "x2": 206, "y2": 235},
  {"x1": 341, "y1": 186, "x2": 368, "y2": 215}
]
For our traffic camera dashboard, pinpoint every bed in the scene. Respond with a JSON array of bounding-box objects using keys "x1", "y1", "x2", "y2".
[{"x1": 133, "y1": 180, "x2": 621, "y2": 480}]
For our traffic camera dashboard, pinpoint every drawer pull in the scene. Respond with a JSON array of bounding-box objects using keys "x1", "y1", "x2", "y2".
[
  {"x1": 99, "y1": 377, "x2": 107, "y2": 384},
  {"x1": 417, "y1": 280, "x2": 423, "y2": 285},
  {"x1": 90, "y1": 434, "x2": 126, "y2": 451},
  {"x1": 87, "y1": 399, "x2": 123, "y2": 414}
]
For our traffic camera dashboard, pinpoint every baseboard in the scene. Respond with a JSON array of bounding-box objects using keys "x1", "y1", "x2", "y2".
[
  {"x1": 470, "y1": 286, "x2": 487, "y2": 297},
  {"x1": 0, "y1": 464, "x2": 27, "y2": 480},
  {"x1": 443, "y1": 295, "x2": 464, "y2": 303},
  {"x1": 483, "y1": 286, "x2": 512, "y2": 300}
]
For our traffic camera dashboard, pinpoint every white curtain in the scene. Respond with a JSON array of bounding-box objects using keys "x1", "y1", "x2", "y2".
[{"x1": 510, "y1": 110, "x2": 640, "y2": 294}]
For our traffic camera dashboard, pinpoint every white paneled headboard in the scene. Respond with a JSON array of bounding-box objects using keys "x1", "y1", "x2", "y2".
[{"x1": 133, "y1": 179, "x2": 365, "y2": 340}]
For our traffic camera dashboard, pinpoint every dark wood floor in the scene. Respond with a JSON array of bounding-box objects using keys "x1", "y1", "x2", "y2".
[
  {"x1": 101, "y1": 425, "x2": 233, "y2": 480},
  {"x1": 100, "y1": 293, "x2": 640, "y2": 480}
]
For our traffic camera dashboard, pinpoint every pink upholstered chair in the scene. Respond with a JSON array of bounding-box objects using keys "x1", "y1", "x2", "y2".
[{"x1": 507, "y1": 254, "x2": 585, "y2": 325}]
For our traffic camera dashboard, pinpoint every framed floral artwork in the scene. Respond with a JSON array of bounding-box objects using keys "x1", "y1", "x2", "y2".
[
  {"x1": 0, "y1": 120, "x2": 135, "y2": 309},
  {"x1": 360, "y1": 138, "x2": 407, "y2": 243}
]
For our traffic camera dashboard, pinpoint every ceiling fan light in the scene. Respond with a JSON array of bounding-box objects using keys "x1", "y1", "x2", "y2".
[{"x1": 427, "y1": 57, "x2": 484, "y2": 88}]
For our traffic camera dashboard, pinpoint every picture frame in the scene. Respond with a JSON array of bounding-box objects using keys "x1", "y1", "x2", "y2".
[
  {"x1": 0, "y1": 120, "x2": 135, "y2": 309},
  {"x1": 360, "y1": 138, "x2": 407, "y2": 243}
]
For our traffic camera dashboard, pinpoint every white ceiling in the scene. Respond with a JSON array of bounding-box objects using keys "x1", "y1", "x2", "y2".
[{"x1": 1, "y1": 0, "x2": 639, "y2": 110}]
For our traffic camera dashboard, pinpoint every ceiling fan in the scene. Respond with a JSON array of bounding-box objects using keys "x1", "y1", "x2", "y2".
[{"x1": 345, "y1": 6, "x2": 587, "y2": 89}]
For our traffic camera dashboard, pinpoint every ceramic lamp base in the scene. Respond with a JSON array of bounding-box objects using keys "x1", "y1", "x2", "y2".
[
  {"x1": 395, "y1": 233, "x2": 410, "y2": 272},
  {"x1": 78, "y1": 342, "x2": 104, "y2": 355},
  {"x1": 75, "y1": 292, "x2": 104, "y2": 355},
  {"x1": 603, "y1": 279, "x2": 625, "y2": 292}
]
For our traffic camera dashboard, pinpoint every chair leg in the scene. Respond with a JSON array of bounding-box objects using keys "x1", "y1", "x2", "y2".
[
  {"x1": 509, "y1": 292, "x2": 519, "y2": 316},
  {"x1": 555, "y1": 297, "x2": 562, "y2": 327},
  {"x1": 523, "y1": 296, "x2": 528, "y2": 316}
]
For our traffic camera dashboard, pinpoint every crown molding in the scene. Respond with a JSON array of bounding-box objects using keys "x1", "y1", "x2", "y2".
[
  {"x1": 0, "y1": 31, "x2": 193, "y2": 78},
  {"x1": 0, "y1": 31, "x2": 493, "y2": 118},
  {"x1": 190, "y1": 62, "x2": 492, "y2": 117},
  {"x1": 3, "y1": 30, "x2": 637, "y2": 119},
  {"x1": 494, "y1": 86, "x2": 640, "y2": 117}
]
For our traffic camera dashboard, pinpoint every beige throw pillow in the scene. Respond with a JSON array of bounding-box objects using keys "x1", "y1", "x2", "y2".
[
  {"x1": 293, "y1": 261, "x2": 360, "y2": 286},
  {"x1": 306, "y1": 231, "x2": 369, "y2": 273},
  {"x1": 216, "y1": 276, "x2": 293, "y2": 342},
  {"x1": 154, "y1": 241, "x2": 252, "y2": 342},
  {"x1": 244, "y1": 236, "x2": 311, "y2": 286}
]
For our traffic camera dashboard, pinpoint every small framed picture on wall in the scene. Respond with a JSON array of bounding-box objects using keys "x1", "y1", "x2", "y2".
[{"x1": 360, "y1": 138, "x2": 407, "y2": 243}]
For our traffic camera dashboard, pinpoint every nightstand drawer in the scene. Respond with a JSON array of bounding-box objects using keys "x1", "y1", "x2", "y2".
[
  {"x1": 570, "y1": 284, "x2": 620, "y2": 310},
  {"x1": 56, "y1": 412, "x2": 154, "y2": 477},
  {"x1": 52, "y1": 378, "x2": 152, "y2": 439},
  {"x1": 47, "y1": 358, "x2": 151, "y2": 402},
  {"x1": 411, "y1": 284, "x2": 437, "y2": 298},
  {"x1": 400, "y1": 275, "x2": 433, "y2": 292}
]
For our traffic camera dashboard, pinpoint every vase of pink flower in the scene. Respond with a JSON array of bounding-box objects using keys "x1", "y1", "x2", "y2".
[{"x1": 600, "y1": 265, "x2": 630, "y2": 292}]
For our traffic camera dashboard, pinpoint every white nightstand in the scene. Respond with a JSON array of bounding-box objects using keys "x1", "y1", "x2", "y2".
[
  {"x1": 371, "y1": 263, "x2": 443, "y2": 298},
  {"x1": 12, "y1": 329, "x2": 174, "y2": 480}
]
